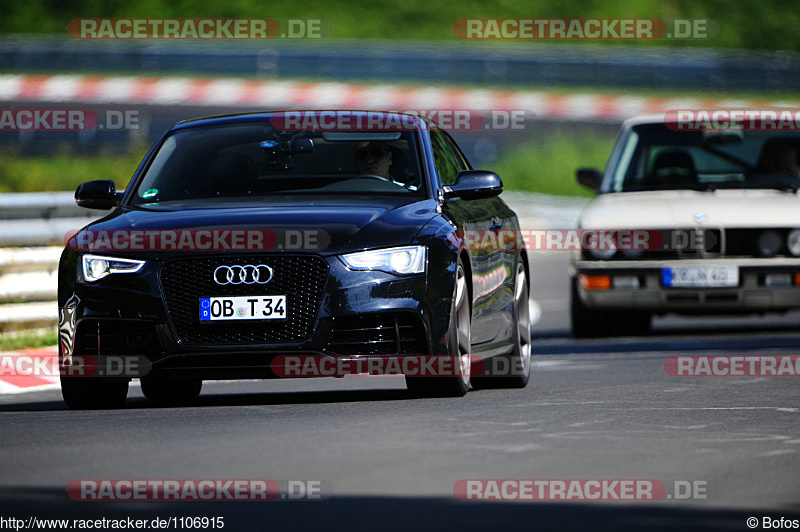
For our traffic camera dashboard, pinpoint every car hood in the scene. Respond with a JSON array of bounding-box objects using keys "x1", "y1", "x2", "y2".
[
  {"x1": 580, "y1": 189, "x2": 800, "y2": 229},
  {"x1": 74, "y1": 197, "x2": 439, "y2": 256}
]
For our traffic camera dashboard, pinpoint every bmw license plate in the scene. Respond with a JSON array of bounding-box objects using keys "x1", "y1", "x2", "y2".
[
  {"x1": 662, "y1": 266, "x2": 738, "y2": 288},
  {"x1": 200, "y1": 295, "x2": 287, "y2": 321}
]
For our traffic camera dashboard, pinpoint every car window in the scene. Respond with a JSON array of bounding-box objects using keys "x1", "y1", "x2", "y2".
[
  {"x1": 606, "y1": 124, "x2": 800, "y2": 193},
  {"x1": 430, "y1": 129, "x2": 467, "y2": 185},
  {"x1": 129, "y1": 123, "x2": 425, "y2": 205}
]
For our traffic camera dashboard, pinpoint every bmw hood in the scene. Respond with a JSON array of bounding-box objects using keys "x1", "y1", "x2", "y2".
[
  {"x1": 70, "y1": 197, "x2": 440, "y2": 256},
  {"x1": 580, "y1": 189, "x2": 800, "y2": 230}
]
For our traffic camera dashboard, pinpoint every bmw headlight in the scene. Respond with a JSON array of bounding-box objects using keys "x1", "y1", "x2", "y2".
[
  {"x1": 589, "y1": 247, "x2": 616, "y2": 260},
  {"x1": 584, "y1": 231, "x2": 616, "y2": 260},
  {"x1": 340, "y1": 245, "x2": 426, "y2": 275},
  {"x1": 81, "y1": 254, "x2": 146, "y2": 282},
  {"x1": 758, "y1": 230, "x2": 783, "y2": 258},
  {"x1": 788, "y1": 229, "x2": 800, "y2": 257}
]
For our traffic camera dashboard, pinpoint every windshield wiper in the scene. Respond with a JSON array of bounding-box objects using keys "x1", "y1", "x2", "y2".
[{"x1": 756, "y1": 179, "x2": 800, "y2": 193}]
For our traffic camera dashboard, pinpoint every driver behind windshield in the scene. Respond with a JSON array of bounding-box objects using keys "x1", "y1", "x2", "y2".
[
  {"x1": 756, "y1": 140, "x2": 800, "y2": 175},
  {"x1": 354, "y1": 141, "x2": 393, "y2": 179}
]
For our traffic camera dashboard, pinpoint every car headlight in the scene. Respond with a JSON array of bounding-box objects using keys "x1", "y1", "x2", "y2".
[
  {"x1": 340, "y1": 245, "x2": 426, "y2": 275},
  {"x1": 788, "y1": 229, "x2": 800, "y2": 257},
  {"x1": 589, "y1": 247, "x2": 616, "y2": 260},
  {"x1": 81, "y1": 254, "x2": 146, "y2": 282},
  {"x1": 757, "y1": 230, "x2": 783, "y2": 258}
]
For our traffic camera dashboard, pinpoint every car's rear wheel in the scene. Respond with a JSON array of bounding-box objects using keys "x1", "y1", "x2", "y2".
[
  {"x1": 406, "y1": 260, "x2": 471, "y2": 397},
  {"x1": 140, "y1": 374, "x2": 202, "y2": 404},
  {"x1": 61, "y1": 376, "x2": 129, "y2": 410},
  {"x1": 472, "y1": 262, "x2": 531, "y2": 389},
  {"x1": 570, "y1": 278, "x2": 651, "y2": 337}
]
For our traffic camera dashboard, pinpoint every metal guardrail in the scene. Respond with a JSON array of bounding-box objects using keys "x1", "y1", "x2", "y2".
[
  {"x1": 0, "y1": 192, "x2": 100, "y2": 332},
  {"x1": 0, "y1": 190, "x2": 586, "y2": 332},
  {"x1": 0, "y1": 192, "x2": 100, "y2": 247},
  {"x1": 1, "y1": 35, "x2": 799, "y2": 91}
]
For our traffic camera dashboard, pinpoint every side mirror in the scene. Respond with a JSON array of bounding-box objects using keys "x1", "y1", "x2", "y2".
[
  {"x1": 75, "y1": 180, "x2": 121, "y2": 210},
  {"x1": 576, "y1": 168, "x2": 603, "y2": 191},
  {"x1": 290, "y1": 137, "x2": 314, "y2": 154},
  {"x1": 444, "y1": 170, "x2": 503, "y2": 201}
]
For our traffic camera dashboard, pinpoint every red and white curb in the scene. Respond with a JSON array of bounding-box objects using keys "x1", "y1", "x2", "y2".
[
  {"x1": 1, "y1": 74, "x2": 797, "y2": 123},
  {"x1": 0, "y1": 346, "x2": 60, "y2": 395}
]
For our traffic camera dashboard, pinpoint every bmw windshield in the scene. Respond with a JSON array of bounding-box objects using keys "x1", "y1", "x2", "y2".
[
  {"x1": 605, "y1": 124, "x2": 800, "y2": 193},
  {"x1": 130, "y1": 122, "x2": 426, "y2": 206}
]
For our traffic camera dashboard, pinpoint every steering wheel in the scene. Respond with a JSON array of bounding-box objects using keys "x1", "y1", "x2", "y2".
[{"x1": 355, "y1": 173, "x2": 392, "y2": 183}]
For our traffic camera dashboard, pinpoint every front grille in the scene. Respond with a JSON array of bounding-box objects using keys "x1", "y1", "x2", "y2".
[
  {"x1": 327, "y1": 313, "x2": 427, "y2": 357},
  {"x1": 160, "y1": 255, "x2": 328, "y2": 345},
  {"x1": 582, "y1": 228, "x2": 725, "y2": 260}
]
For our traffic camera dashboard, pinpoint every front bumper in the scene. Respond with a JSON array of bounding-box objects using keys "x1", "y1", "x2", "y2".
[
  {"x1": 59, "y1": 253, "x2": 456, "y2": 380},
  {"x1": 572, "y1": 257, "x2": 800, "y2": 314}
]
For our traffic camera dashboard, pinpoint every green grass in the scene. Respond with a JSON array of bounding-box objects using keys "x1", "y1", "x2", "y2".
[
  {"x1": 2, "y1": 0, "x2": 800, "y2": 50},
  {"x1": 491, "y1": 132, "x2": 614, "y2": 197},
  {"x1": 0, "y1": 329, "x2": 58, "y2": 351},
  {"x1": 0, "y1": 147, "x2": 143, "y2": 193},
  {"x1": 0, "y1": 133, "x2": 613, "y2": 197}
]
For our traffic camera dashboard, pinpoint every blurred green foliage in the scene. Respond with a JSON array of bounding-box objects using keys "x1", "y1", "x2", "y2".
[
  {"x1": 490, "y1": 131, "x2": 614, "y2": 198},
  {"x1": 0, "y1": 132, "x2": 613, "y2": 197},
  {"x1": 0, "y1": 146, "x2": 141, "y2": 193},
  {"x1": 0, "y1": 0, "x2": 798, "y2": 50}
]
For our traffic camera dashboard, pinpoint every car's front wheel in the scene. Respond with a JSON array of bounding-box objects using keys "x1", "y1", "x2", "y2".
[
  {"x1": 61, "y1": 376, "x2": 129, "y2": 410},
  {"x1": 140, "y1": 374, "x2": 202, "y2": 404},
  {"x1": 406, "y1": 260, "x2": 471, "y2": 397},
  {"x1": 472, "y1": 262, "x2": 532, "y2": 389}
]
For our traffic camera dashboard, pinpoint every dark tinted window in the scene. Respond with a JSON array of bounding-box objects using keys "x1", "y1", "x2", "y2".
[
  {"x1": 430, "y1": 130, "x2": 466, "y2": 185},
  {"x1": 130, "y1": 123, "x2": 425, "y2": 205}
]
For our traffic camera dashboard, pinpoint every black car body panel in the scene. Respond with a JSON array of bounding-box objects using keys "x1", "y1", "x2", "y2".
[{"x1": 58, "y1": 110, "x2": 529, "y2": 403}]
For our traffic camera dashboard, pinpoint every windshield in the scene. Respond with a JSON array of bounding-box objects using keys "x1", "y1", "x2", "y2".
[
  {"x1": 605, "y1": 124, "x2": 800, "y2": 193},
  {"x1": 129, "y1": 122, "x2": 425, "y2": 206}
]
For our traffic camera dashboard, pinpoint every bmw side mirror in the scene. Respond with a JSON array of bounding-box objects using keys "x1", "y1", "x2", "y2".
[
  {"x1": 75, "y1": 180, "x2": 121, "y2": 210},
  {"x1": 576, "y1": 168, "x2": 602, "y2": 191},
  {"x1": 444, "y1": 170, "x2": 503, "y2": 201}
]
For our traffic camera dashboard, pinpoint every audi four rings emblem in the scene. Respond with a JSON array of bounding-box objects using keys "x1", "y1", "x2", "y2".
[{"x1": 213, "y1": 264, "x2": 274, "y2": 285}]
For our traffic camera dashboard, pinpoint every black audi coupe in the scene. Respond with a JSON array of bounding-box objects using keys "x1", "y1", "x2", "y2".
[{"x1": 57, "y1": 110, "x2": 531, "y2": 408}]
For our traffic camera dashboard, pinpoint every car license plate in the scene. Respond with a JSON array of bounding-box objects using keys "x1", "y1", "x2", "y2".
[
  {"x1": 200, "y1": 295, "x2": 287, "y2": 321},
  {"x1": 662, "y1": 266, "x2": 738, "y2": 288}
]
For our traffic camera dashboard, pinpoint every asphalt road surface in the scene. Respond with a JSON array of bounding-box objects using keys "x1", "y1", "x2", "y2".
[{"x1": 1, "y1": 251, "x2": 799, "y2": 532}]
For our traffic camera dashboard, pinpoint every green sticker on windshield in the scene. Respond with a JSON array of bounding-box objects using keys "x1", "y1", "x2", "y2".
[{"x1": 142, "y1": 188, "x2": 159, "y2": 199}]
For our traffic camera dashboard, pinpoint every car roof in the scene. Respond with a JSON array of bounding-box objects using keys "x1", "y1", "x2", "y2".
[
  {"x1": 621, "y1": 114, "x2": 668, "y2": 128},
  {"x1": 170, "y1": 110, "x2": 435, "y2": 132}
]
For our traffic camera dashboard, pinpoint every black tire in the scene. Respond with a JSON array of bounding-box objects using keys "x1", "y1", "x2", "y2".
[
  {"x1": 570, "y1": 278, "x2": 651, "y2": 338},
  {"x1": 473, "y1": 262, "x2": 532, "y2": 389},
  {"x1": 140, "y1": 374, "x2": 202, "y2": 404},
  {"x1": 61, "y1": 376, "x2": 129, "y2": 410},
  {"x1": 406, "y1": 260, "x2": 471, "y2": 397}
]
